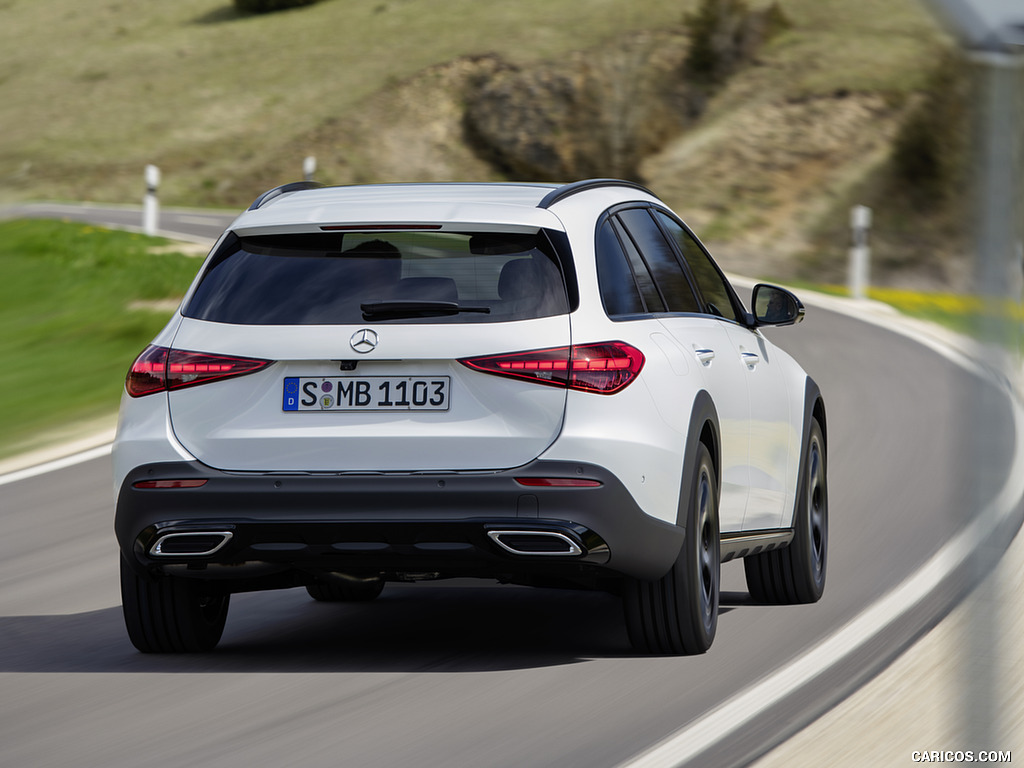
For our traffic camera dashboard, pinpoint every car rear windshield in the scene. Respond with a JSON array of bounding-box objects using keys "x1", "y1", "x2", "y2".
[{"x1": 183, "y1": 230, "x2": 571, "y2": 325}]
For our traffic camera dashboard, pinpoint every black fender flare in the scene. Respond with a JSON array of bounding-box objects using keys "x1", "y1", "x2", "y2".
[
  {"x1": 675, "y1": 390, "x2": 721, "y2": 530},
  {"x1": 785, "y1": 375, "x2": 827, "y2": 528}
]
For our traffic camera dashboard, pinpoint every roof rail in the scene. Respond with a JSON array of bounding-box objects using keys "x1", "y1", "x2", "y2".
[
  {"x1": 536, "y1": 178, "x2": 655, "y2": 209},
  {"x1": 248, "y1": 181, "x2": 325, "y2": 211}
]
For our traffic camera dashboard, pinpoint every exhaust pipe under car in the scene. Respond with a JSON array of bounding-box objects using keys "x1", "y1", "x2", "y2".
[
  {"x1": 487, "y1": 530, "x2": 584, "y2": 557},
  {"x1": 149, "y1": 531, "x2": 234, "y2": 557}
]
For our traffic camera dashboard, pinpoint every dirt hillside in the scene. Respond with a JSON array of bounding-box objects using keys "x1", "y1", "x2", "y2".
[{"x1": 296, "y1": 2, "x2": 966, "y2": 290}]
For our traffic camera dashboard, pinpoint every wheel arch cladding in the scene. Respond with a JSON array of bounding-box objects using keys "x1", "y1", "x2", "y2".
[
  {"x1": 805, "y1": 376, "x2": 826, "y2": 455},
  {"x1": 789, "y1": 375, "x2": 826, "y2": 528},
  {"x1": 676, "y1": 390, "x2": 721, "y2": 529}
]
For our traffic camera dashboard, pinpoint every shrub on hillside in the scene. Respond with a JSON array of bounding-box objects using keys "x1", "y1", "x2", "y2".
[
  {"x1": 684, "y1": 0, "x2": 789, "y2": 84},
  {"x1": 463, "y1": 37, "x2": 694, "y2": 182},
  {"x1": 890, "y1": 49, "x2": 970, "y2": 208},
  {"x1": 233, "y1": 0, "x2": 322, "y2": 13}
]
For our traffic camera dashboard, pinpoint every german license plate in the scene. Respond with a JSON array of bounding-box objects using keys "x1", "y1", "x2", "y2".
[{"x1": 282, "y1": 377, "x2": 450, "y2": 411}]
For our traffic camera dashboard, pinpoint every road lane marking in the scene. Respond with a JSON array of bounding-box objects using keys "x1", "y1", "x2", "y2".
[{"x1": 0, "y1": 444, "x2": 113, "y2": 488}]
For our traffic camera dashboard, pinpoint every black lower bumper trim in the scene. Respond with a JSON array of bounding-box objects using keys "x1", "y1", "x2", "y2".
[{"x1": 115, "y1": 459, "x2": 684, "y2": 584}]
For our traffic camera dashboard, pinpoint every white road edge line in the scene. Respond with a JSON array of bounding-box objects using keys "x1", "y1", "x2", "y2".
[
  {"x1": 0, "y1": 443, "x2": 113, "y2": 488},
  {"x1": 619, "y1": 285, "x2": 1024, "y2": 768}
]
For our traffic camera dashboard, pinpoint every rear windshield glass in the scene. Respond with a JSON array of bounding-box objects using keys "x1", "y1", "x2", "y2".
[{"x1": 183, "y1": 230, "x2": 570, "y2": 325}]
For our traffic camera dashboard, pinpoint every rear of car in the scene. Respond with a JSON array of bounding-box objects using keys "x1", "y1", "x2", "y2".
[
  {"x1": 114, "y1": 180, "x2": 826, "y2": 656},
  {"x1": 114, "y1": 183, "x2": 689, "y2": 652}
]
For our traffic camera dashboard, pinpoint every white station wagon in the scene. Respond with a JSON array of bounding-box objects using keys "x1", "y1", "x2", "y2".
[{"x1": 114, "y1": 179, "x2": 827, "y2": 655}]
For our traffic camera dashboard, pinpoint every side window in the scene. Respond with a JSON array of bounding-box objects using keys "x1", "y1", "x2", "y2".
[
  {"x1": 595, "y1": 219, "x2": 645, "y2": 316},
  {"x1": 611, "y1": 218, "x2": 665, "y2": 313},
  {"x1": 618, "y1": 208, "x2": 700, "y2": 314},
  {"x1": 654, "y1": 210, "x2": 742, "y2": 323}
]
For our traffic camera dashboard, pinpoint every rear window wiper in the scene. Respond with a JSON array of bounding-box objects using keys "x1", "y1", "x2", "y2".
[{"x1": 360, "y1": 301, "x2": 491, "y2": 320}]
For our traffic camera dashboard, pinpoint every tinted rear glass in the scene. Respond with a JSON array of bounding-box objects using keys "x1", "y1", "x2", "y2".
[
  {"x1": 183, "y1": 230, "x2": 570, "y2": 325},
  {"x1": 617, "y1": 208, "x2": 700, "y2": 314},
  {"x1": 595, "y1": 219, "x2": 645, "y2": 316}
]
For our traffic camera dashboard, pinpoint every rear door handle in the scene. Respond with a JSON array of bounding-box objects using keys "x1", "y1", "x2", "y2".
[
  {"x1": 695, "y1": 349, "x2": 715, "y2": 366},
  {"x1": 740, "y1": 351, "x2": 760, "y2": 368}
]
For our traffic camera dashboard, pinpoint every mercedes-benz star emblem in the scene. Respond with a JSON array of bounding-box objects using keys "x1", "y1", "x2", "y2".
[{"x1": 349, "y1": 328, "x2": 379, "y2": 354}]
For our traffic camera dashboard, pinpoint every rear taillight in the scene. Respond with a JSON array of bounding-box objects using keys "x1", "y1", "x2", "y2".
[
  {"x1": 460, "y1": 342, "x2": 644, "y2": 394},
  {"x1": 126, "y1": 345, "x2": 272, "y2": 397}
]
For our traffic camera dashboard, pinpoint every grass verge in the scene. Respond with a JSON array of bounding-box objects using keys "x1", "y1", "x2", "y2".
[
  {"x1": 0, "y1": 219, "x2": 200, "y2": 460},
  {"x1": 789, "y1": 280, "x2": 1024, "y2": 346}
]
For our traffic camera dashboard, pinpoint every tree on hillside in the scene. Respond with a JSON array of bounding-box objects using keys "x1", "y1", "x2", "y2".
[
  {"x1": 684, "y1": 0, "x2": 789, "y2": 84},
  {"x1": 234, "y1": 0, "x2": 322, "y2": 13}
]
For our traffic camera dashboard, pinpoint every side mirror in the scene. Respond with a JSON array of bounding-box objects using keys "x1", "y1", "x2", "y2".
[{"x1": 752, "y1": 284, "x2": 804, "y2": 327}]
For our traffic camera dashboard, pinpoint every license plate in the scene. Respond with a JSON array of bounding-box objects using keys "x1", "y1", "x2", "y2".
[{"x1": 282, "y1": 377, "x2": 450, "y2": 411}]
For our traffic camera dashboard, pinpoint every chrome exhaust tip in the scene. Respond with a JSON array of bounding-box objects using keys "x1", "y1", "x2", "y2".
[
  {"x1": 150, "y1": 531, "x2": 233, "y2": 557},
  {"x1": 487, "y1": 530, "x2": 584, "y2": 557}
]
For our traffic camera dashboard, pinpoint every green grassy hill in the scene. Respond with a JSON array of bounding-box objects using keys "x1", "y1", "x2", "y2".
[
  {"x1": 0, "y1": 0, "x2": 685, "y2": 205},
  {"x1": 0, "y1": 0, "x2": 960, "y2": 287}
]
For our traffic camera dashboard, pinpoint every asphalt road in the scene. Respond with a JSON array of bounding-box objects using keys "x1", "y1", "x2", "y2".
[
  {"x1": 0, "y1": 205, "x2": 1019, "y2": 767},
  {"x1": 0, "y1": 201, "x2": 235, "y2": 243}
]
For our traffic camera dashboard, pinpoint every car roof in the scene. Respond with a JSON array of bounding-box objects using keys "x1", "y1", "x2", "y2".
[{"x1": 229, "y1": 180, "x2": 659, "y2": 234}]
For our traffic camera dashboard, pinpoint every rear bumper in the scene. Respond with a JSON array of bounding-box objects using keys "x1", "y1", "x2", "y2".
[{"x1": 115, "y1": 459, "x2": 684, "y2": 586}]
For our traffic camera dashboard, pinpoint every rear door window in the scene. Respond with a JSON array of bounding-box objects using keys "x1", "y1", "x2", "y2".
[{"x1": 184, "y1": 230, "x2": 570, "y2": 325}]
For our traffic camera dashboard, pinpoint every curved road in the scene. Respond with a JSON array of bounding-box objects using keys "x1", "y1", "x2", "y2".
[
  {"x1": 0, "y1": 201, "x2": 235, "y2": 243},
  {"x1": 0, "y1": 204, "x2": 1020, "y2": 767}
]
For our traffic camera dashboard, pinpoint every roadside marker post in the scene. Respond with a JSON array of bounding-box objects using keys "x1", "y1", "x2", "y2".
[
  {"x1": 143, "y1": 164, "x2": 160, "y2": 237},
  {"x1": 303, "y1": 156, "x2": 316, "y2": 182},
  {"x1": 848, "y1": 204, "x2": 872, "y2": 300}
]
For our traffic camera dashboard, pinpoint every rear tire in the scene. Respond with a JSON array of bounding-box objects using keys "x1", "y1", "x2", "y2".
[
  {"x1": 744, "y1": 416, "x2": 828, "y2": 604},
  {"x1": 120, "y1": 558, "x2": 229, "y2": 653},
  {"x1": 306, "y1": 577, "x2": 385, "y2": 602},
  {"x1": 624, "y1": 442, "x2": 720, "y2": 655}
]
